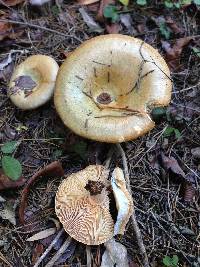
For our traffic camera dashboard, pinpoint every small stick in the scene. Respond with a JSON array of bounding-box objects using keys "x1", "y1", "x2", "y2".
[
  {"x1": 33, "y1": 228, "x2": 64, "y2": 267},
  {"x1": 86, "y1": 245, "x2": 92, "y2": 267},
  {"x1": 45, "y1": 236, "x2": 72, "y2": 267},
  {"x1": 116, "y1": 144, "x2": 150, "y2": 267},
  {"x1": 0, "y1": 19, "x2": 82, "y2": 42}
]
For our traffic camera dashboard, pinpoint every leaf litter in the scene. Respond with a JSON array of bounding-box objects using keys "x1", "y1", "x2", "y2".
[{"x1": 0, "y1": 0, "x2": 199, "y2": 266}]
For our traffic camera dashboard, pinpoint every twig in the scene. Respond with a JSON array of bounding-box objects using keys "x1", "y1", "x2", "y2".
[
  {"x1": 103, "y1": 145, "x2": 115, "y2": 169},
  {"x1": 33, "y1": 228, "x2": 64, "y2": 267},
  {"x1": 116, "y1": 144, "x2": 150, "y2": 267},
  {"x1": 44, "y1": 236, "x2": 72, "y2": 267},
  {"x1": 86, "y1": 245, "x2": 92, "y2": 267},
  {"x1": 0, "y1": 19, "x2": 82, "y2": 43}
]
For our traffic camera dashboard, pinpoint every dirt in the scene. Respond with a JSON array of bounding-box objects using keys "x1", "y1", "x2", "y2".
[{"x1": 0, "y1": 1, "x2": 199, "y2": 267}]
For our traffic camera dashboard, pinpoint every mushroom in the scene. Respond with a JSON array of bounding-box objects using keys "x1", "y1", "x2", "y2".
[
  {"x1": 54, "y1": 34, "x2": 172, "y2": 143},
  {"x1": 8, "y1": 55, "x2": 59, "y2": 110},
  {"x1": 111, "y1": 167, "x2": 133, "y2": 235},
  {"x1": 55, "y1": 165, "x2": 114, "y2": 245}
]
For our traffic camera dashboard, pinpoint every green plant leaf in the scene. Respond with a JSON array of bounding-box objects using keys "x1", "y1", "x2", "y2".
[
  {"x1": 194, "y1": 0, "x2": 200, "y2": 5},
  {"x1": 159, "y1": 22, "x2": 171, "y2": 39},
  {"x1": 136, "y1": 0, "x2": 147, "y2": 5},
  {"x1": 164, "y1": 1, "x2": 174, "y2": 8},
  {"x1": 103, "y1": 5, "x2": 119, "y2": 23},
  {"x1": 151, "y1": 107, "x2": 166, "y2": 119},
  {"x1": 118, "y1": 0, "x2": 129, "y2": 6},
  {"x1": 163, "y1": 255, "x2": 179, "y2": 267},
  {"x1": 172, "y1": 255, "x2": 179, "y2": 265},
  {"x1": 71, "y1": 141, "x2": 88, "y2": 160},
  {"x1": 164, "y1": 126, "x2": 175, "y2": 137},
  {"x1": 174, "y1": 128, "x2": 181, "y2": 139},
  {"x1": 192, "y1": 47, "x2": 200, "y2": 57},
  {"x1": 1, "y1": 141, "x2": 19, "y2": 154},
  {"x1": 2, "y1": 156, "x2": 22, "y2": 181}
]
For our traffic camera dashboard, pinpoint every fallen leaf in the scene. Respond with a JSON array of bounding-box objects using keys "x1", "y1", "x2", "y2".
[
  {"x1": 0, "y1": 169, "x2": 26, "y2": 191},
  {"x1": 0, "y1": 53, "x2": 12, "y2": 71},
  {"x1": 0, "y1": 200, "x2": 17, "y2": 225},
  {"x1": 3, "y1": 0, "x2": 24, "y2": 6},
  {"x1": 10, "y1": 75, "x2": 37, "y2": 97},
  {"x1": 32, "y1": 244, "x2": 44, "y2": 265},
  {"x1": 27, "y1": 227, "x2": 57, "y2": 241},
  {"x1": 165, "y1": 16, "x2": 184, "y2": 35},
  {"x1": 106, "y1": 23, "x2": 121, "y2": 33},
  {"x1": 191, "y1": 147, "x2": 200, "y2": 158},
  {"x1": 79, "y1": 7, "x2": 104, "y2": 33},
  {"x1": 100, "y1": 238, "x2": 129, "y2": 267},
  {"x1": 29, "y1": 0, "x2": 50, "y2": 5},
  {"x1": 162, "y1": 37, "x2": 193, "y2": 70},
  {"x1": 55, "y1": 239, "x2": 76, "y2": 264},
  {"x1": 161, "y1": 153, "x2": 185, "y2": 177},
  {"x1": 183, "y1": 183, "x2": 196, "y2": 202},
  {"x1": 78, "y1": 0, "x2": 100, "y2": 5},
  {"x1": 0, "y1": 195, "x2": 6, "y2": 202},
  {"x1": 0, "y1": 12, "x2": 24, "y2": 41}
]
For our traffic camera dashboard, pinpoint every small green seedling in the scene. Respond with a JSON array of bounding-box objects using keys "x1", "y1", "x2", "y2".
[
  {"x1": 164, "y1": 126, "x2": 181, "y2": 139},
  {"x1": 136, "y1": 0, "x2": 147, "y2": 5},
  {"x1": 103, "y1": 5, "x2": 119, "y2": 23},
  {"x1": 163, "y1": 255, "x2": 179, "y2": 267},
  {"x1": 0, "y1": 141, "x2": 22, "y2": 181}
]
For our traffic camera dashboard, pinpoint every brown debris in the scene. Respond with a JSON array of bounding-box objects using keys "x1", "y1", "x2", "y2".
[
  {"x1": 0, "y1": 169, "x2": 26, "y2": 190},
  {"x1": 19, "y1": 161, "x2": 64, "y2": 224}
]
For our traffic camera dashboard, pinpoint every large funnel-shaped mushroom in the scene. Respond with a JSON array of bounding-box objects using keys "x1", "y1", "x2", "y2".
[{"x1": 55, "y1": 34, "x2": 172, "y2": 143}]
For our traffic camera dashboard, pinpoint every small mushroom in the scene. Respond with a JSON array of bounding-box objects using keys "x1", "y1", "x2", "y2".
[
  {"x1": 54, "y1": 34, "x2": 172, "y2": 143},
  {"x1": 55, "y1": 165, "x2": 114, "y2": 245},
  {"x1": 8, "y1": 55, "x2": 59, "y2": 110}
]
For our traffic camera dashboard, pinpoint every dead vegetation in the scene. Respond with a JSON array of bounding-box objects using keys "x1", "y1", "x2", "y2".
[{"x1": 0, "y1": 0, "x2": 200, "y2": 266}]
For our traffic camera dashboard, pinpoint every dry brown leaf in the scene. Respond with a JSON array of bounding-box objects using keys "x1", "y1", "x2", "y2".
[
  {"x1": 27, "y1": 227, "x2": 57, "y2": 241},
  {"x1": 0, "y1": 169, "x2": 26, "y2": 191},
  {"x1": 106, "y1": 23, "x2": 120, "y2": 34},
  {"x1": 32, "y1": 244, "x2": 44, "y2": 265},
  {"x1": 165, "y1": 17, "x2": 184, "y2": 35},
  {"x1": 78, "y1": 0, "x2": 100, "y2": 5},
  {"x1": 0, "y1": 12, "x2": 24, "y2": 41},
  {"x1": 3, "y1": 0, "x2": 25, "y2": 6},
  {"x1": 100, "y1": 238, "x2": 129, "y2": 267},
  {"x1": 162, "y1": 37, "x2": 193, "y2": 70},
  {"x1": 161, "y1": 153, "x2": 185, "y2": 177},
  {"x1": 191, "y1": 147, "x2": 200, "y2": 159}
]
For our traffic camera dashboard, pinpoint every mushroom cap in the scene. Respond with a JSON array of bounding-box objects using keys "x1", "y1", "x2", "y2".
[
  {"x1": 8, "y1": 55, "x2": 59, "y2": 110},
  {"x1": 55, "y1": 165, "x2": 114, "y2": 245},
  {"x1": 55, "y1": 34, "x2": 172, "y2": 143}
]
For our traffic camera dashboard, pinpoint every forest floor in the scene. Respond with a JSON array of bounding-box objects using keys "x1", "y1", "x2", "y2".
[{"x1": 0, "y1": 0, "x2": 200, "y2": 266}]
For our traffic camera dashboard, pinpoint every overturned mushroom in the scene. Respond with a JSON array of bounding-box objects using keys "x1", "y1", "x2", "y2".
[
  {"x1": 55, "y1": 165, "x2": 134, "y2": 245},
  {"x1": 55, "y1": 165, "x2": 114, "y2": 245},
  {"x1": 8, "y1": 55, "x2": 59, "y2": 110},
  {"x1": 55, "y1": 34, "x2": 172, "y2": 143}
]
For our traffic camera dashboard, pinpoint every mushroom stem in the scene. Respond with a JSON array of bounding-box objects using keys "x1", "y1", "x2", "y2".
[{"x1": 116, "y1": 144, "x2": 150, "y2": 267}]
